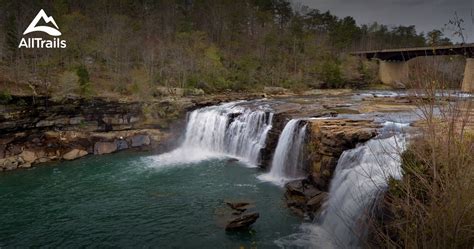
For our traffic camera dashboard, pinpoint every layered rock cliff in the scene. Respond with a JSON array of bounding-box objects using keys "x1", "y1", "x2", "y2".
[{"x1": 0, "y1": 96, "x2": 187, "y2": 171}]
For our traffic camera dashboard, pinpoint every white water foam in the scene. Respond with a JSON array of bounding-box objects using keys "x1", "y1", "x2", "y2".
[
  {"x1": 276, "y1": 134, "x2": 407, "y2": 248},
  {"x1": 149, "y1": 102, "x2": 273, "y2": 167}
]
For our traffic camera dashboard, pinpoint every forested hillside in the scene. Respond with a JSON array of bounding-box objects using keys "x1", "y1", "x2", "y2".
[{"x1": 0, "y1": 0, "x2": 451, "y2": 98}]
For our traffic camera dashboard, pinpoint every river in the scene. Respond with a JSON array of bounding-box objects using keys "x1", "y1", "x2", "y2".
[{"x1": 0, "y1": 152, "x2": 300, "y2": 248}]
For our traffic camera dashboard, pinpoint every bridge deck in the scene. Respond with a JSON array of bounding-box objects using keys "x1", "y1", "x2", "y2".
[{"x1": 352, "y1": 44, "x2": 474, "y2": 61}]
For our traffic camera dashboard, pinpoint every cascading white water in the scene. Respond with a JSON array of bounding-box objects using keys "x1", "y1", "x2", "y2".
[
  {"x1": 276, "y1": 133, "x2": 407, "y2": 249},
  {"x1": 151, "y1": 102, "x2": 273, "y2": 166},
  {"x1": 259, "y1": 119, "x2": 307, "y2": 185},
  {"x1": 309, "y1": 134, "x2": 406, "y2": 248}
]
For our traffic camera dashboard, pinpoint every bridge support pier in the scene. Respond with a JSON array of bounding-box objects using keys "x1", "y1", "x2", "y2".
[
  {"x1": 379, "y1": 60, "x2": 409, "y2": 87},
  {"x1": 462, "y1": 58, "x2": 474, "y2": 92}
]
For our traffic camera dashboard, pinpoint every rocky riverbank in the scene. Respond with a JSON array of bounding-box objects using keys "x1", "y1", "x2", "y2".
[
  {"x1": 0, "y1": 129, "x2": 167, "y2": 170},
  {"x1": 0, "y1": 93, "x2": 265, "y2": 171}
]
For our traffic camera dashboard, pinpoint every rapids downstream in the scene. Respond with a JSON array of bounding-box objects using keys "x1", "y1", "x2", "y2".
[{"x1": 0, "y1": 92, "x2": 421, "y2": 248}]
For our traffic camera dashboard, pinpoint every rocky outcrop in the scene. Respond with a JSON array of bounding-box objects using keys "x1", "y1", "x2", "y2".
[
  {"x1": 0, "y1": 95, "x2": 193, "y2": 134},
  {"x1": 259, "y1": 114, "x2": 288, "y2": 168},
  {"x1": 285, "y1": 179, "x2": 328, "y2": 218},
  {"x1": 63, "y1": 149, "x2": 88, "y2": 160},
  {"x1": 225, "y1": 213, "x2": 260, "y2": 231},
  {"x1": 94, "y1": 142, "x2": 118, "y2": 155},
  {"x1": 0, "y1": 129, "x2": 169, "y2": 171},
  {"x1": 226, "y1": 201, "x2": 250, "y2": 212},
  {"x1": 305, "y1": 119, "x2": 379, "y2": 190},
  {"x1": 283, "y1": 118, "x2": 379, "y2": 217},
  {"x1": 223, "y1": 201, "x2": 260, "y2": 230},
  {"x1": 0, "y1": 94, "x2": 189, "y2": 171},
  {"x1": 130, "y1": 135, "x2": 151, "y2": 147}
]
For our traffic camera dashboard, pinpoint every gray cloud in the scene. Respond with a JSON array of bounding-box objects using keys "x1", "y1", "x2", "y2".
[{"x1": 297, "y1": 0, "x2": 474, "y2": 42}]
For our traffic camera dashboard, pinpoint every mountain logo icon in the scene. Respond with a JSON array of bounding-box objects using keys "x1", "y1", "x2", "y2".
[{"x1": 23, "y1": 9, "x2": 61, "y2": 36}]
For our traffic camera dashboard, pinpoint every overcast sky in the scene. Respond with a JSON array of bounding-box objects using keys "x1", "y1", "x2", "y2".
[{"x1": 297, "y1": 0, "x2": 474, "y2": 43}]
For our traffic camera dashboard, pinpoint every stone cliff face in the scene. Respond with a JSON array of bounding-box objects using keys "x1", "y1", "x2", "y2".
[
  {"x1": 258, "y1": 113, "x2": 287, "y2": 168},
  {"x1": 0, "y1": 96, "x2": 188, "y2": 171},
  {"x1": 0, "y1": 96, "x2": 188, "y2": 133},
  {"x1": 305, "y1": 119, "x2": 380, "y2": 190}
]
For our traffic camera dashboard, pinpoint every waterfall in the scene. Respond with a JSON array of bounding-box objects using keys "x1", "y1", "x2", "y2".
[
  {"x1": 310, "y1": 134, "x2": 406, "y2": 248},
  {"x1": 151, "y1": 102, "x2": 273, "y2": 166},
  {"x1": 276, "y1": 134, "x2": 406, "y2": 249},
  {"x1": 259, "y1": 119, "x2": 307, "y2": 185}
]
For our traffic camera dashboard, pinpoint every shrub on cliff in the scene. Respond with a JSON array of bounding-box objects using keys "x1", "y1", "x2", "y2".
[
  {"x1": 369, "y1": 57, "x2": 474, "y2": 249},
  {"x1": 76, "y1": 65, "x2": 92, "y2": 96},
  {"x1": 0, "y1": 91, "x2": 12, "y2": 104},
  {"x1": 371, "y1": 129, "x2": 474, "y2": 248}
]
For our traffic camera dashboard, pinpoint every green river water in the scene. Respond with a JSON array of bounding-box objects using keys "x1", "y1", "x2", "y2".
[{"x1": 0, "y1": 151, "x2": 300, "y2": 248}]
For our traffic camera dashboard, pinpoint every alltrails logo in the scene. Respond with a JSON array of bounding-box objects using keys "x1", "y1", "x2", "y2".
[{"x1": 18, "y1": 9, "x2": 67, "y2": 48}]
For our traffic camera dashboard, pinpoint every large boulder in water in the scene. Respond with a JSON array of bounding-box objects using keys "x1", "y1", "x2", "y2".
[
  {"x1": 225, "y1": 212, "x2": 260, "y2": 230},
  {"x1": 94, "y1": 141, "x2": 117, "y2": 155},
  {"x1": 225, "y1": 201, "x2": 250, "y2": 212},
  {"x1": 63, "y1": 149, "x2": 88, "y2": 160}
]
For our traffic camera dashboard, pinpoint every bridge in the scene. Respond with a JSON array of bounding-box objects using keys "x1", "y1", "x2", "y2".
[{"x1": 351, "y1": 44, "x2": 474, "y2": 92}]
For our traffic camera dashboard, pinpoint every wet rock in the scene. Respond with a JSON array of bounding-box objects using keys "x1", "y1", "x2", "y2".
[
  {"x1": 38, "y1": 158, "x2": 50, "y2": 163},
  {"x1": 226, "y1": 158, "x2": 239, "y2": 164},
  {"x1": 63, "y1": 149, "x2": 88, "y2": 160},
  {"x1": 19, "y1": 162, "x2": 32, "y2": 168},
  {"x1": 19, "y1": 151, "x2": 37, "y2": 163},
  {"x1": 0, "y1": 157, "x2": 19, "y2": 171},
  {"x1": 286, "y1": 180, "x2": 305, "y2": 195},
  {"x1": 284, "y1": 179, "x2": 328, "y2": 217},
  {"x1": 307, "y1": 192, "x2": 328, "y2": 212},
  {"x1": 289, "y1": 207, "x2": 305, "y2": 217},
  {"x1": 94, "y1": 142, "x2": 117, "y2": 155},
  {"x1": 225, "y1": 212, "x2": 260, "y2": 230},
  {"x1": 130, "y1": 135, "x2": 151, "y2": 147},
  {"x1": 115, "y1": 139, "x2": 129, "y2": 150},
  {"x1": 226, "y1": 201, "x2": 250, "y2": 211},
  {"x1": 0, "y1": 128, "x2": 166, "y2": 171},
  {"x1": 305, "y1": 119, "x2": 379, "y2": 190}
]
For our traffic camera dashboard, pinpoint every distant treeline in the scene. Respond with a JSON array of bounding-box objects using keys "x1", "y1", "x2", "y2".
[{"x1": 0, "y1": 0, "x2": 453, "y2": 97}]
